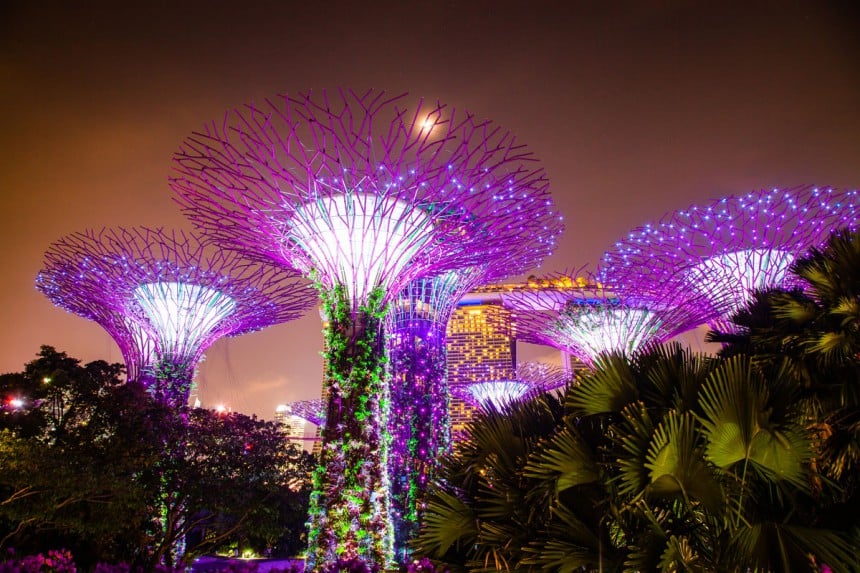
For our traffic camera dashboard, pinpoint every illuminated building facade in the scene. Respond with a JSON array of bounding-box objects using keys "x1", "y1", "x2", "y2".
[{"x1": 445, "y1": 289, "x2": 518, "y2": 439}]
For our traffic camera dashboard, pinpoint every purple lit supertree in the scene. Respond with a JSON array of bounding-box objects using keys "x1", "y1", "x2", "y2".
[
  {"x1": 501, "y1": 275, "x2": 710, "y2": 366},
  {"x1": 169, "y1": 89, "x2": 564, "y2": 569},
  {"x1": 386, "y1": 268, "x2": 552, "y2": 558},
  {"x1": 36, "y1": 227, "x2": 314, "y2": 408},
  {"x1": 282, "y1": 399, "x2": 326, "y2": 427},
  {"x1": 450, "y1": 361, "x2": 569, "y2": 410},
  {"x1": 386, "y1": 210, "x2": 560, "y2": 558},
  {"x1": 600, "y1": 186, "x2": 860, "y2": 334}
]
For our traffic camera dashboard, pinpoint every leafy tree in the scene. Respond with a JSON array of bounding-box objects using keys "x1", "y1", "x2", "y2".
[
  {"x1": 152, "y1": 408, "x2": 314, "y2": 567},
  {"x1": 0, "y1": 347, "x2": 156, "y2": 566},
  {"x1": 0, "y1": 347, "x2": 313, "y2": 569}
]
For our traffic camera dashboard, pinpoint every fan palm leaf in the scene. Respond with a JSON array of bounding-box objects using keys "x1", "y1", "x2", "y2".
[
  {"x1": 568, "y1": 353, "x2": 638, "y2": 416},
  {"x1": 698, "y1": 356, "x2": 810, "y2": 490}
]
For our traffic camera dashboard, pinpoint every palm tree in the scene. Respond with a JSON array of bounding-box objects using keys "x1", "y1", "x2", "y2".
[
  {"x1": 416, "y1": 342, "x2": 859, "y2": 572},
  {"x1": 412, "y1": 390, "x2": 572, "y2": 572}
]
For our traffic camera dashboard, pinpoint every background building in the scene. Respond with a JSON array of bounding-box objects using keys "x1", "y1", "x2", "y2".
[{"x1": 274, "y1": 404, "x2": 308, "y2": 449}]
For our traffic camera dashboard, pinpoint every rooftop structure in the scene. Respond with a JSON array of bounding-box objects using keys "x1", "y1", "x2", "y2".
[
  {"x1": 170, "y1": 88, "x2": 563, "y2": 569},
  {"x1": 601, "y1": 186, "x2": 860, "y2": 333},
  {"x1": 36, "y1": 227, "x2": 313, "y2": 407},
  {"x1": 450, "y1": 361, "x2": 569, "y2": 410}
]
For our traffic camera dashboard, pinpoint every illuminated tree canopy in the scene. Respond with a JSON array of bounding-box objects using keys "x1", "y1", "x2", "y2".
[
  {"x1": 36, "y1": 227, "x2": 313, "y2": 406},
  {"x1": 171, "y1": 88, "x2": 563, "y2": 309},
  {"x1": 502, "y1": 276, "x2": 709, "y2": 365},
  {"x1": 600, "y1": 186, "x2": 860, "y2": 333},
  {"x1": 451, "y1": 361, "x2": 569, "y2": 409},
  {"x1": 169, "y1": 88, "x2": 564, "y2": 569}
]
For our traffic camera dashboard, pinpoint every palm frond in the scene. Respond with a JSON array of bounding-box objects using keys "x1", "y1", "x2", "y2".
[
  {"x1": 523, "y1": 424, "x2": 599, "y2": 493},
  {"x1": 644, "y1": 411, "x2": 724, "y2": 514},
  {"x1": 568, "y1": 353, "x2": 638, "y2": 415},
  {"x1": 698, "y1": 356, "x2": 811, "y2": 489},
  {"x1": 415, "y1": 489, "x2": 478, "y2": 557}
]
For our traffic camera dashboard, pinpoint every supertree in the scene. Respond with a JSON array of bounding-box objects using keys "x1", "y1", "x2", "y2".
[
  {"x1": 169, "y1": 88, "x2": 564, "y2": 568},
  {"x1": 386, "y1": 267, "x2": 540, "y2": 558},
  {"x1": 601, "y1": 186, "x2": 860, "y2": 334},
  {"x1": 282, "y1": 398, "x2": 326, "y2": 427},
  {"x1": 450, "y1": 361, "x2": 569, "y2": 410},
  {"x1": 501, "y1": 275, "x2": 710, "y2": 366},
  {"x1": 36, "y1": 227, "x2": 314, "y2": 408}
]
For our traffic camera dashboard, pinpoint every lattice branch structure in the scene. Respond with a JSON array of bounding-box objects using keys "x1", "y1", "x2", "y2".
[
  {"x1": 501, "y1": 275, "x2": 710, "y2": 366},
  {"x1": 600, "y1": 186, "x2": 860, "y2": 334},
  {"x1": 450, "y1": 361, "x2": 569, "y2": 410},
  {"x1": 281, "y1": 399, "x2": 326, "y2": 426},
  {"x1": 36, "y1": 227, "x2": 314, "y2": 407},
  {"x1": 171, "y1": 88, "x2": 563, "y2": 311},
  {"x1": 170, "y1": 88, "x2": 564, "y2": 569}
]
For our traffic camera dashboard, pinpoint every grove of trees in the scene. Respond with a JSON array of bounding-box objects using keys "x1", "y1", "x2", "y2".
[{"x1": 0, "y1": 347, "x2": 314, "y2": 570}]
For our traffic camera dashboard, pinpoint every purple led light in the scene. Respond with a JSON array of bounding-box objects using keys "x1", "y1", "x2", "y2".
[
  {"x1": 36, "y1": 227, "x2": 313, "y2": 407},
  {"x1": 169, "y1": 88, "x2": 565, "y2": 568},
  {"x1": 600, "y1": 186, "x2": 860, "y2": 333}
]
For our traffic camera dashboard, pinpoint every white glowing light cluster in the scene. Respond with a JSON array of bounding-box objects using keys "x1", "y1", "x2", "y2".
[
  {"x1": 685, "y1": 249, "x2": 794, "y2": 319},
  {"x1": 502, "y1": 279, "x2": 704, "y2": 366},
  {"x1": 546, "y1": 305, "x2": 661, "y2": 364},
  {"x1": 455, "y1": 380, "x2": 531, "y2": 410},
  {"x1": 452, "y1": 361, "x2": 568, "y2": 409},
  {"x1": 601, "y1": 186, "x2": 860, "y2": 332},
  {"x1": 289, "y1": 193, "x2": 434, "y2": 304},
  {"x1": 133, "y1": 282, "x2": 237, "y2": 361},
  {"x1": 37, "y1": 227, "x2": 313, "y2": 403}
]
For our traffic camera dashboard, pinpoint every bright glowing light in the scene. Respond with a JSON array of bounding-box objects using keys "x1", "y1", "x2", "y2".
[
  {"x1": 685, "y1": 248, "x2": 794, "y2": 315},
  {"x1": 548, "y1": 306, "x2": 661, "y2": 362},
  {"x1": 452, "y1": 361, "x2": 568, "y2": 409},
  {"x1": 288, "y1": 192, "x2": 434, "y2": 304},
  {"x1": 458, "y1": 380, "x2": 532, "y2": 409},
  {"x1": 9, "y1": 398, "x2": 24, "y2": 409},
  {"x1": 133, "y1": 282, "x2": 236, "y2": 357},
  {"x1": 215, "y1": 404, "x2": 228, "y2": 414}
]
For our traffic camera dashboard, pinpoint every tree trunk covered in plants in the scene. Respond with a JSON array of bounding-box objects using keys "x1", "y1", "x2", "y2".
[
  {"x1": 388, "y1": 321, "x2": 450, "y2": 563},
  {"x1": 307, "y1": 285, "x2": 393, "y2": 570}
]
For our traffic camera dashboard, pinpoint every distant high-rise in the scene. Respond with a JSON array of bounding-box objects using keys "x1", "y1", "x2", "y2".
[
  {"x1": 446, "y1": 289, "x2": 517, "y2": 440},
  {"x1": 274, "y1": 404, "x2": 308, "y2": 449}
]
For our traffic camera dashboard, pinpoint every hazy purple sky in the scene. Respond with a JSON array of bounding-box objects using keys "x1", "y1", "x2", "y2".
[{"x1": 2, "y1": 0, "x2": 858, "y2": 419}]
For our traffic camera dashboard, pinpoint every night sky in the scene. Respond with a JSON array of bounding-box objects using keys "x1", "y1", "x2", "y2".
[{"x1": 2, "y1": 1, "x2": 858, "y2": 419}]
